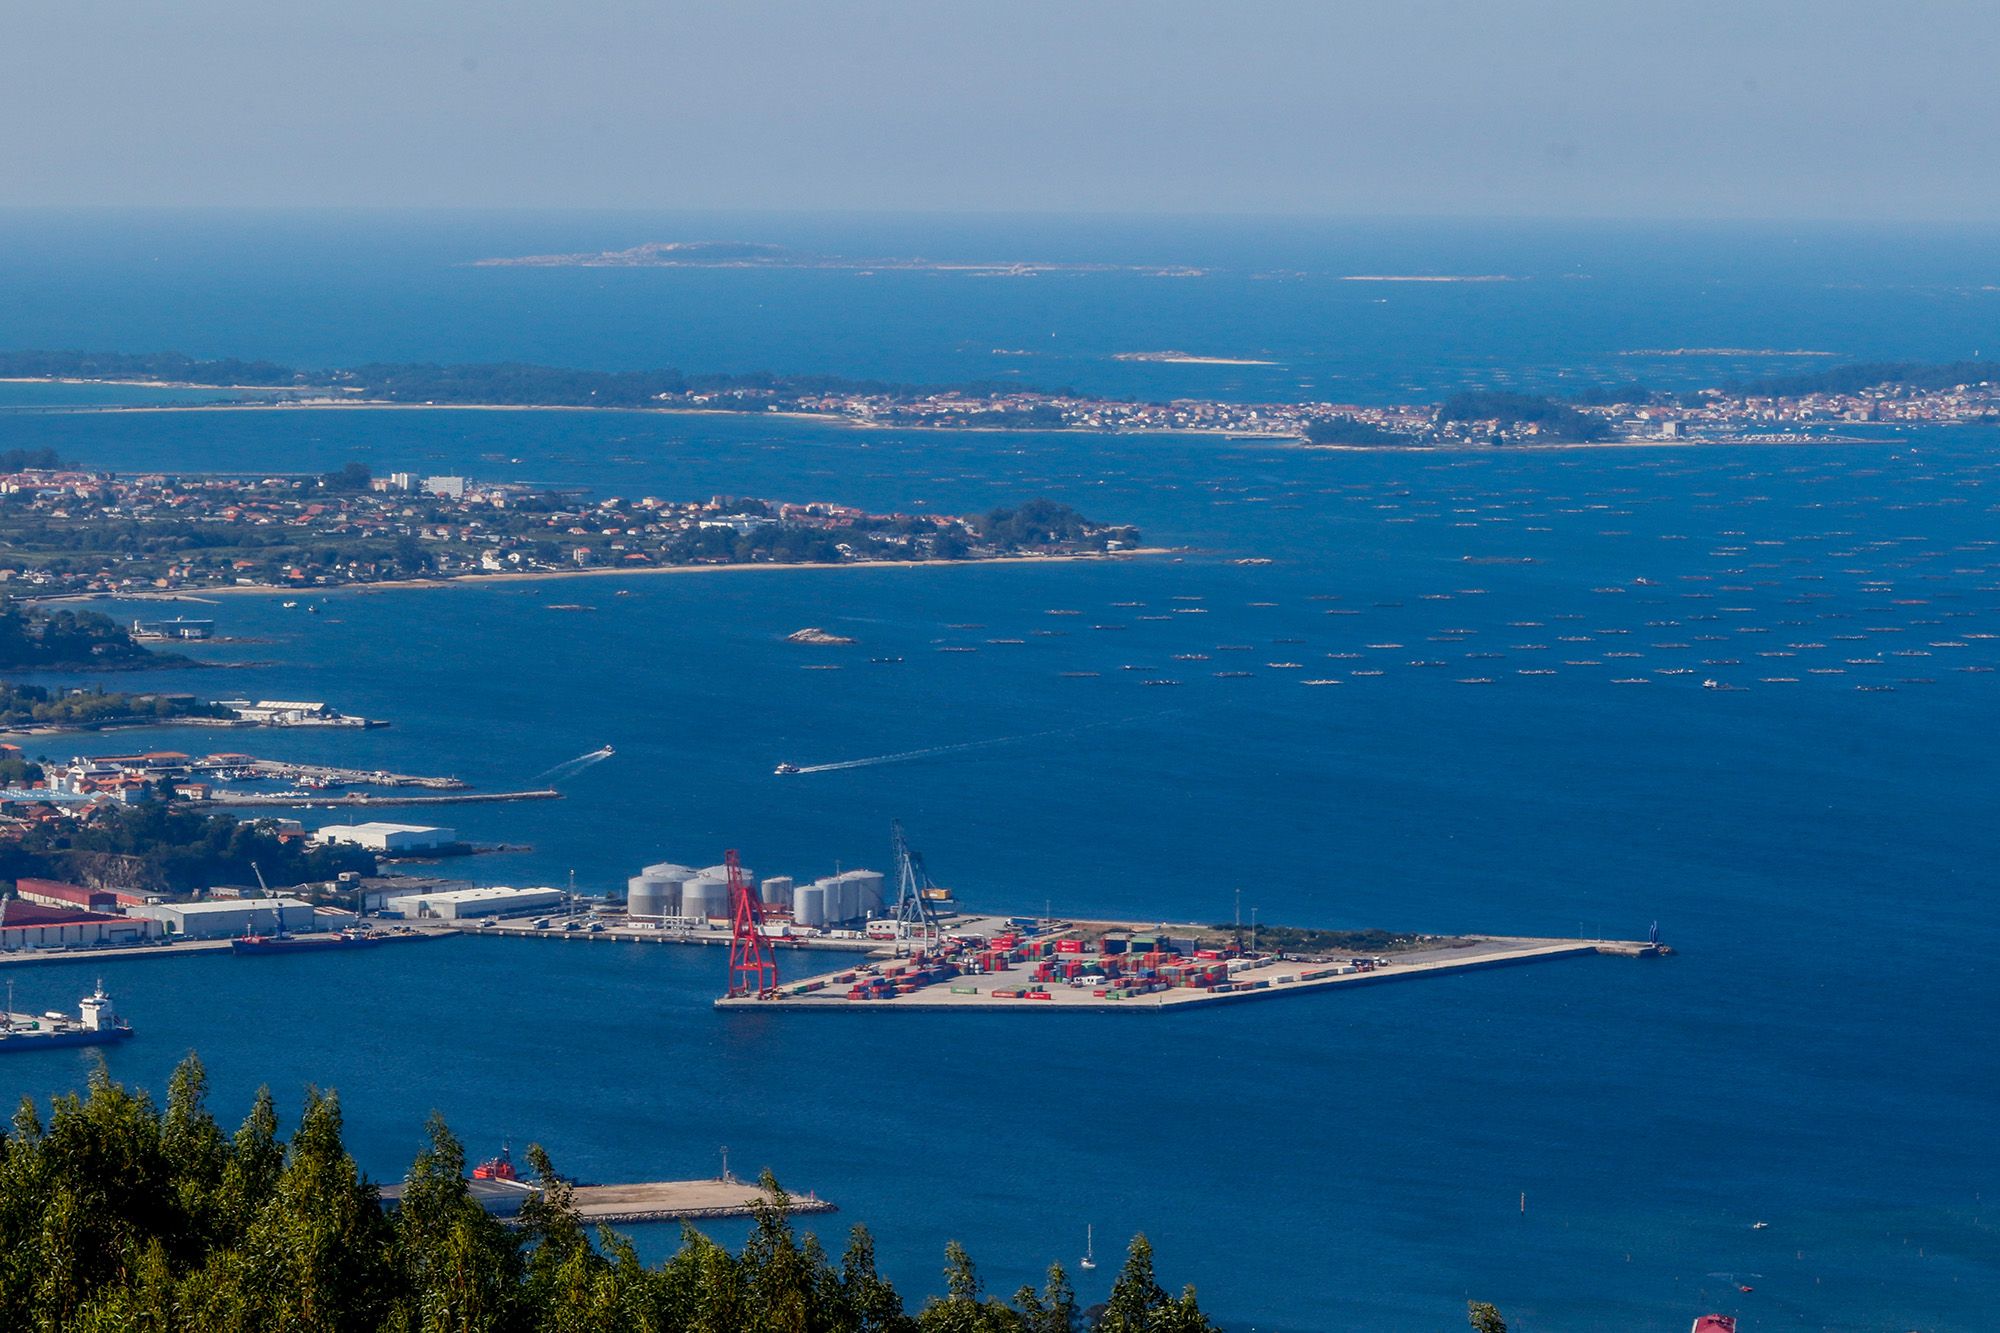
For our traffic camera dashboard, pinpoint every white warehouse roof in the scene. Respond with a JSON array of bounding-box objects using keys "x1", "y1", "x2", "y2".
[
  {"x1": 163, "y1": 897, "x2": 313, "y2": 915},
  {"x1": 383, "y1": 885, "x2": 555, "y2": 904},
  {"x1": 381, "y1": 885, "x2": 565, "y2": 920},
  {"x1": 324, "y1": 822, "x2": 447, "y2": 837}
]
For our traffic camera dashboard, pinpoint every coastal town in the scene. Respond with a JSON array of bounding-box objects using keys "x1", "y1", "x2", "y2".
[
  {"x1": 780, "y1": 365, "x2": 2000, "y2": 443},
  {"x1": 8, "y1": 347, "x2": 1997, "y2": 450},
  {"x1": 0, "y1": 462, "x2": 1139, "y2": 597}
]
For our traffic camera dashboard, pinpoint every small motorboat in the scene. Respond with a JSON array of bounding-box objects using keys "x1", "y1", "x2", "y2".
[{"x1": 773, "y1": 762, "x2": 801, "y2": 776}]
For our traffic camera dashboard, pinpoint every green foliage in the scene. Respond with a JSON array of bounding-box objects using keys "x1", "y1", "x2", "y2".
[
  {"x1": 0, "y1": 603, "x2": 168, "y2": 671},
  {"x1": 0, "y1": 801, "x2": 375, "y2": 895},
  {"x1": 1097, "y1": 1235, "x2": 1217, "y2": 1333},
  {"x1": 1301, "y1": 417, "x2": 1402, "y2": 446},
  {"x1": 0, "y1": 348, "x2": 1057, "y2": 411},
  {"x1": 0, "y1": 1064, "x2": 1240, "y2": 1333},
  {"x1": 1436, "y1": 390, "x2": 1610, "y2": 443},
  {"x1": 320, "y1": 462, "x2": 374, "y2": 492},
  {"x1": 0, "y1": 471, "x2": 1113, "y2": 590},
  {"x1": 0, "y1": 681, "x2": 227, "y2": 730},
  {"x1": 0, "y1": 756, "x2": 45, "y2": 785},
  {"x1": 1468, "y1": 1300, "x2": 1508, "y2": 1333},
  {"x1": 977, "y1": 500, "x2": 1137, "y2": 552},
  {"x1": 0, "y1": 449, "x2": 65, "y2": 472},
  {"x1": 915, "y1": 1240, "x2": 1022, "y2": 1333},
  {"x1": 0, "y1": 351, "x2": 298, "y2": 387},
  {"x1": 1012, "y1": 1264, "x2": 1076, "y2": 1333}
]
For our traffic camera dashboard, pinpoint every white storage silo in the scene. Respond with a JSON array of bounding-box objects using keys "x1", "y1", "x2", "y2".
[
  {"x1": 811, "y1": 876, "x2": 842, "y2": 924},
  {"x1": 844, "y1": 870, "x2": 886, "y2": 917},
  {"x1": 760, "y1": 875, "x2": 794, "y2": 909},
  {"x1": 794, "y1": 883, "x2": 826, "y2": 927},
  {"x1": 633, "y1": 863, "x2": 692, "y2": 914},
  {"x1": 682, "y1": 875, "x2": 728, "y2": 921},
  {"x1": 829, "y1": 875, "x2": 859, "y2": 925},
  {"x1": 626, "y1": 877, "x2": 670, "y2": 919}
]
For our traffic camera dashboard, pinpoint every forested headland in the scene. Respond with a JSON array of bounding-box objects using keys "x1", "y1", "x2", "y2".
[{"x1": 0, "y1": 1061, "x2": 1232, "y2": 1332}]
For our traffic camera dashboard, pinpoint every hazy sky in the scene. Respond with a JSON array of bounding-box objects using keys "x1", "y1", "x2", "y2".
[{"x1": 6, "y1": 0, "x2": 1997, "y2": 219}]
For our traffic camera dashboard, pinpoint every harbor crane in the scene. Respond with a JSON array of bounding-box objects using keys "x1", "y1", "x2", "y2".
[
  {"x1": 890, "y1": 820, "x2": 944, "y2": 949},
  {"x1": 724, "y1": 849, "x2": 781, "y2": 998}
]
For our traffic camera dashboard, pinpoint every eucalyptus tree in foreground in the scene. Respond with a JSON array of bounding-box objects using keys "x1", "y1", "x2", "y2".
[{"x1": 0, "y1": 1059, "x2": 1251, "y2": 1331}]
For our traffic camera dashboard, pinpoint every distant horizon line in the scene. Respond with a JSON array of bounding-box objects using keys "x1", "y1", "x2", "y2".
[{"x1": 1, "y1": 204, "x2": 1999, "y2": 230}]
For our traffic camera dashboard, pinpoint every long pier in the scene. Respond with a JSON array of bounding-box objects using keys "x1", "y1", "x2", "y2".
[
  {"x1": 569, "y1": 1179, "x2": 836, "y2": 1224},
  {"x1": 237, "y1": 759, "x2": 466, "y2": 790},
  {"x1": 0, "y1": 929, "x2": 443, "y2": 969},
  {"x1": 381, "y1": 1176, "x2": 836, "y2": 1225},
  {"x1": 203, "y1": 788, "x2": 561, "y2": 808},
  {"x1": 716, "y1": 934, "x2": 1664, "y2": 1014}
]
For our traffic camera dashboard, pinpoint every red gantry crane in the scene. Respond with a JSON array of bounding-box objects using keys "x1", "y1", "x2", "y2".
[{"x1": 724, "y1": 849, "x2": 781, "y2": 998}]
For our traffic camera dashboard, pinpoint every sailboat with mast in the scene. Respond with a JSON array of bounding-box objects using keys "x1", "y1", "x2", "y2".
[{"x1": 1079, "y1": 1224, "x2": 1097, "y2": 1271}]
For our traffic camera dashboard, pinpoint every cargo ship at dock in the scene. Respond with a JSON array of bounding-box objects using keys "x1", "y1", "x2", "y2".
[
  {"x1": 0, "y1": 984, "x2": 133, "y2": 1051},
  {"x1": 231, "y1": 928, "x2": 383, "y2": 956}
]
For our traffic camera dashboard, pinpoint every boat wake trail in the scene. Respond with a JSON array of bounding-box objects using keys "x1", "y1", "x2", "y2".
[
  {"x1": 532, "y1": 745, "x2": 616, "y2": 785},
  {"x1": 787, "y1": 712, "x2": 1181, "y2": 776}
]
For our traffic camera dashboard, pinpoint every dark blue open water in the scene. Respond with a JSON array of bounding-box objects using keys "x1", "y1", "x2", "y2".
[{"x1": 0, "y1": 214, "x2": 1995, "y2": 1330}]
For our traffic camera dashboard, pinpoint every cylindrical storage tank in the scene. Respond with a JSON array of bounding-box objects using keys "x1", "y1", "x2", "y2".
[
  {"x1": 643, "y1": 862, "x2": 695, "y2": 881},
  {"x1": 627, "y1": 878, "x2": 668, "y2": 919},
  {"x1": 813, "y1": 877, "x2": 843, "y2": 924},
  {"x1": 846, "y1": 871, "x2": 885, "y2": 916},
  {"x1": 835, "y1": 877, "x2": 858, "y2": 924},
  {"x1": 698, "y1": 863, "x2": 751, "y2": 886},
  {"x1": 682, "y1": 875, "x2": 727, "y2": 921},
  {"x1": 794, "y1": 884, "x2": 826, "y2": 927},
  {"x1": 760, "y1": 875, "x2": 794, "y2": 908}
]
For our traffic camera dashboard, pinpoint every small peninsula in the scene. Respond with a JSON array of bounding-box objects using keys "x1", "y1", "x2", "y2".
[{"x1": 0, "y1": 458, "x2": 1143, "y2": 599}]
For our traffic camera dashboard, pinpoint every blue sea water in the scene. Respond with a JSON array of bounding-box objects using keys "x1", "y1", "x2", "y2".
[{"x1": 0, "y1": 213, "x2": 1997, "y2": 1331}]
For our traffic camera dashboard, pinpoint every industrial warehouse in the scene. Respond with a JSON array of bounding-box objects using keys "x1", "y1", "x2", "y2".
[
  {"x1": 127, "y1": 898, "x2": 324, "y2": 939},
  {"x1": 314, "y1": 821, "x2": 456, "y2": 853},
  {"x1": 381, "y1": 885, "x2": 566, "y2": 920}
]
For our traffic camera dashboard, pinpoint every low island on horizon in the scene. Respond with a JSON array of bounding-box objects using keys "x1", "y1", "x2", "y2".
[{"x1": 5, "y1": 348, "x2": 1997, "y2": 448}]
